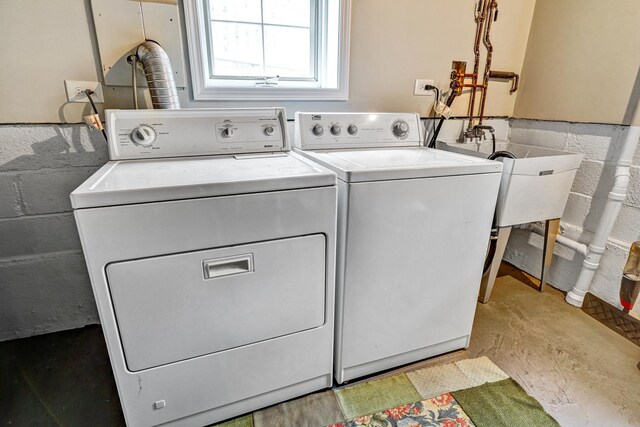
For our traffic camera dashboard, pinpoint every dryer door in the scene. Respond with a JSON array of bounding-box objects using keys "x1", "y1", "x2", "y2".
[{"x1": 106, "y1": 234, "x2": 326, "y2": 371}]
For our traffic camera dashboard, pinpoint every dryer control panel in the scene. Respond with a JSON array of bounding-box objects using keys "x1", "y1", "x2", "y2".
[
  {"x1": 294, "y1": 112, "x2": 422, "y2": 150},
  {"x1": 106, "y1": 108, "x2": 288, "y2": 160}
]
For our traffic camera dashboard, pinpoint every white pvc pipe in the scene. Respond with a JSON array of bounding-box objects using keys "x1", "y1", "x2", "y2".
[
  {"x1": 557, "y1": 233, "x2": 588, "y2": 257},
  {"x1": 518, "y1": 223, "x2": 587, "y2": 256},
  {"x1": 566, "y1": 126, "x2": 640, "y2": 307}
]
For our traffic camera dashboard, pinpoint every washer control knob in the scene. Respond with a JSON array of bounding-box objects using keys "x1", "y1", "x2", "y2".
[
  {"x1": 130, "y1": 125, "x2": 156, "y2": 147},
  {"x1": 312, "y1": 124, "x2": 324, "y2": 136},
  {"x1": 221, "y1": 127, "x2": 234, "y2": 138},
  {"x1": 264, "y1": 126, "x2": 275, "y2": 136},
  {"x1": 330, "y1": 124, "x2": 341, "y2": 136},
  {"x1": 347, "y1": 124, "x2": 358, "y2": 135},
  {"x1": 393, "y1": 120, "x2": 410, "y2": 138}
]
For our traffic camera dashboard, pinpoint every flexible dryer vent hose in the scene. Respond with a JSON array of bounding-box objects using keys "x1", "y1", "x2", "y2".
[{"x1": 136, "y1": 40, "x2": 180, "y2": 109}]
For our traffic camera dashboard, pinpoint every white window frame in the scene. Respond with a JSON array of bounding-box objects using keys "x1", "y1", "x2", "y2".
[{"x1": 184, "y1": 0, "x2": 351, "y2": 101}]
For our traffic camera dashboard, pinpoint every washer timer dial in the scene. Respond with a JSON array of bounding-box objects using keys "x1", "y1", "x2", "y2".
[
  {"x1": 392, "y1": 120, "x2": 410, "y2": 138},
  {"x1": 130, "y1": 125, "x2": 156, "y2": 147},
  {"x1": 221, "y1": 127, "x2": 234, "y2": 138}
]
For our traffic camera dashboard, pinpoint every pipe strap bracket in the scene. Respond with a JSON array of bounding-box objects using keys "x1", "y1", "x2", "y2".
[
  {"x1": 608, "y1": 192, "x2": 627, "y2": 202},
  {"x1": 587, "y1": 244, "x2": 606, "y2": 254},
  {"x1": 582, "y1": 259, "x2": 600, "y2": 270}
]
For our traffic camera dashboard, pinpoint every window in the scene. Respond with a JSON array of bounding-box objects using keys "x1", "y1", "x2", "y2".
[{"x1": 184, "y1": 0, "x2": 351, "y2": 100}]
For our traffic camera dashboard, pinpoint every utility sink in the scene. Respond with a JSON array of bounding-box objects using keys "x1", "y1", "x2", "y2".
[
  {"x1": 437, "y1": 140, "x2": 583, "y2": 304},
  {"x1": 437, "y1": 141, "x2": 583, "y2": 227}
]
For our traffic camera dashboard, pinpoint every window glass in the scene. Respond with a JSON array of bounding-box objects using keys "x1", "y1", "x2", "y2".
[
  {"x1": 210, "y1": 22, "x2": 264, "y2": 76},
  {"x1": 209, "y1": 0, "x2": 262, "y2": 23},
  {"x1": 263, "y1": 0, "x2": 311, "y2": 27},
  {"x1": 209, "y1": 0, "x2": 314, "y2": 79},
  {"x1": 264, "y1": 26, "x2": 312, "y2": 78}
]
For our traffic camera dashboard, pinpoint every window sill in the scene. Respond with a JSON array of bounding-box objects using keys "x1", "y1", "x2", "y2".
[{"x1": 192, "y1": 85, "x2": 349, "y2": 101}]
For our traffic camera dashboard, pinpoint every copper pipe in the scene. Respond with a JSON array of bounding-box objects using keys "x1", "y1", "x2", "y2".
[
  {"x1": 477, "y1": 0, "x2": 497, "y2": 126},
  {"x1": 445, "y1": 1, "x2": 520, "y2": 141},
  {"x1": 428, "y1": 61, "x2": 468, "y2": 148},
  {"x1": 466, "y1": 0, "x2": 490, "y2": 133},
  {"x1": 488, "y1": 70, "x2": 519, "y2": 93}
]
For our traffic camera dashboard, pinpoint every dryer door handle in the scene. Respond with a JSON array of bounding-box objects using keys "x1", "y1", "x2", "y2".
[{"x1": 202, "y1": 254, "x2": 254, "y2": 280}]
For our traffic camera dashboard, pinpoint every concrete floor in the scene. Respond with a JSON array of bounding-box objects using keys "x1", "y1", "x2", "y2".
[{"x1": 1, "y1": 264, "x2": 639, "y2": 426}]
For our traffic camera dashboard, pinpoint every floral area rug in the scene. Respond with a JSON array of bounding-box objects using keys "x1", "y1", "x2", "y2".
[{"x1": 330, "y1": 393, "x2": 473, "y2": 427}]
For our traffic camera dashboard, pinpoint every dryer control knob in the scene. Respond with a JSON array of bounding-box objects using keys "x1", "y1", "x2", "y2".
[
  {"x1": 221, "y1": 127, "x2": 234, "y2": 138},
  {"x1": 130, "y1": 125, "x2": 156, "y2": 147},
  {"x1": 312, "y1": 124, "x2": 324, "y2": 136},
  {"x1": 393, "y1": 120, "x2": 410, "y2": 138},
  {"x1": 347, "y1": 124, "x2": 358, "y2": 135},
  {"x1": 264, "y1": 126, "x2": 275, "y2": 136},
  {"x1": 330, "y1": 124, "x2": 341, "y2": 136}
]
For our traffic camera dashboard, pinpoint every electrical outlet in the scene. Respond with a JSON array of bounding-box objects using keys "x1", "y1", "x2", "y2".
[
  {"x1": 414, "y1": 79, "x2": 436, "y2": 96},
  {"x1": 64, "y1": 80, "x2": 104, "y2": 103}
]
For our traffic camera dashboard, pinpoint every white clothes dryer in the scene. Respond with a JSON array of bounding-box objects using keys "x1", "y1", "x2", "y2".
[
  {"x1": 293, "y1": 112, "x2": 502, "y2": 383},
  {"x1": 71, "y1": 108, "x2": 337, "y2": 426}
]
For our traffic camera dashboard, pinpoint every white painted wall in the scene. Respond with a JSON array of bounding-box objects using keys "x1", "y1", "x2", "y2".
[
  {"x1": 0, "y1": 0, "x2": 536, "y2": 123},
  {"x1": 514, "y1": 0, "x2": 640, "y2": 125}
]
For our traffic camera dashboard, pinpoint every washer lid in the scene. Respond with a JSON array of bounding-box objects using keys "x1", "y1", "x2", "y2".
[
  {"x1": 296, "y1": 147, "x2": 503, "y2": 182},
  {"x1": 70, "y1": 152, "x2": 335, "y2": 209}
]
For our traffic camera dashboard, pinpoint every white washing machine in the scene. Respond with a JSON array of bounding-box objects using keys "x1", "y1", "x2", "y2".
[
  {"x1": 71, "y1": 108, "x2": 337, "y2": 426},
  {"x1": 293, "y1": 112, "x2": 503, "y2": 383}
]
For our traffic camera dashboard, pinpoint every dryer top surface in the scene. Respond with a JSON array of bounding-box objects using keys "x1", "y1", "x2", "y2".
[{"x1": 70, "y1": 152, "x2": 335, "y2": 208}]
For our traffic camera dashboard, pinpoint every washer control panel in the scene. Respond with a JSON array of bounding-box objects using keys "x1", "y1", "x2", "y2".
[
  {"x1": 294, "y1": 112, "x2": 422, "y2": 150},
  {"x1": 106, "y1": 108, "x2": 287, "y2": 160}
]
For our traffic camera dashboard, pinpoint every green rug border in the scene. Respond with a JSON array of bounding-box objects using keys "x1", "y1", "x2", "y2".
[{"x1": 451, "y1": 378, "x2": 560, "y2": 427}]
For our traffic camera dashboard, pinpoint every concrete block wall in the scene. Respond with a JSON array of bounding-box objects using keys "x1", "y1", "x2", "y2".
[
  {"x1": 0, "y1": 124, "x2": 106, "y2": 341},
  {"x1": 504, "y1": 119, "x2": 640, "y2": 311}
]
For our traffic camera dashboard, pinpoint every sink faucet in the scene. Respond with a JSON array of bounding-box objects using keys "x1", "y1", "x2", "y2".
[
  {"x1": 473, "y1": 125, "x2": 496, "y2": 154},
  {"x1": 463, "y1": 126, "x2": 486, "y2": 143}
]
